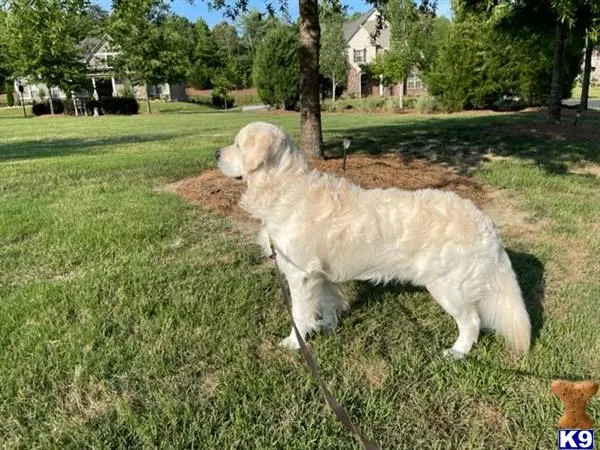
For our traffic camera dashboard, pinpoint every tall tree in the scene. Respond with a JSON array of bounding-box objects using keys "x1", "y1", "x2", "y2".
[
  {"x1": 205, "y1": 0, "x2": 324, "y2": 159},
  {"x1": 239, "y1": 9, "x2": 280, "y2": 60},
  {"x1": 579, "y1": 2, "x2": 600, "y2": 109},
  {"x1": 370, "y1": 0, "x2": 433, "y2": 108},
  {"x1": 253, "y1": 24, "x2": 300, "y2": 109},
  {"x1": 299, "y1": 0, "x2": 323, "y2": 158},
  {"x1": 73, "y1": 4, "x2": 109, "y2": 40},
  {"x1": 110, "y1": 0, "x2": 191, "y2": 113},
  {"x1": 238, "y1": 9, "x2": 280, "y2": 87},
  {"x1": 319, "y1": 0, "x2": 348, "y2": 101},
  {"x1": 462, "y1": 0, "x2": 589, "y2": 122},
  {"x1": 5, "y1": 0, "x2": 89, "y2": 115},
  {"x1": 0, "y1": 10, "x2": 12, "y2": 88},
  {"x1": 211, "y1": 22, "x2": 248, "y2": 89},
  {"x1": 189, "y1": 19, "x2": 220, "y2": 89}
]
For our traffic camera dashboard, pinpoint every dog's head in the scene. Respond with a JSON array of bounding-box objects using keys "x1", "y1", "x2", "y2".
[{"x1": 216, "y1": 122, "x2": 303, "y2": 179}]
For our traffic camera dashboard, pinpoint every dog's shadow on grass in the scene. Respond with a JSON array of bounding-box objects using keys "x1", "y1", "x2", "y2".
[{"x1": 350, "y1": 248, "x2": 546, "y2": 349}]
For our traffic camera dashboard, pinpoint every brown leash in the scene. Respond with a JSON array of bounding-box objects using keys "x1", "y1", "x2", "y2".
[{"x1": 269, "y1": 241, "x2": 381, "y2": 450}]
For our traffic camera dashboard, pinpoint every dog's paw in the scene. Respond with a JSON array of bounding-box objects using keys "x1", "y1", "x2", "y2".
[
  {"x1": 443, "y1": 348, "x2": 466, "y2": 360},
  {"x1": 279, "y1": 336, "x2": 300, "y2": 350},
  {"x1": 317, "y1": 316, "x2": 338, "y2": 332}
]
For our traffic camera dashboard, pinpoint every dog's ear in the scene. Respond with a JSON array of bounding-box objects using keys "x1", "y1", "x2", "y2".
[{"x1": 242, "y1": 132, "x2": 272, "y2": 173}]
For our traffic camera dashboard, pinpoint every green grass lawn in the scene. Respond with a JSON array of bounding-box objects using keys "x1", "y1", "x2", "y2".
[
  {"x1": 571, "y1": 84, "x2": 600, "y2": 99},
  {"x1": 1, "y1": 109, "x2": 599, "y2": 448}
]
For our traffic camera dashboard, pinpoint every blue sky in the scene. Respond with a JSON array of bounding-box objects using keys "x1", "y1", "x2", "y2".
[{"x1": 95, "y1": 0, "x2": 453, "y2": 27}]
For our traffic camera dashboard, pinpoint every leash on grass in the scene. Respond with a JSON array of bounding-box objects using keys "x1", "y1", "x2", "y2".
[{"x1": 269, "y1": 240, "x2": 380, "y2": 450}]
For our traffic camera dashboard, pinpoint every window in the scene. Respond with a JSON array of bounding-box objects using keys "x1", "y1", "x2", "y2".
[
  {"x1": 148, "y1": 84, "x2": 162, "y2": 97},
  {"x1": 51, "y1": 87, "x2": 62, "y2": 98},
  {"x1": 353, "y1": 48, "x2": 366, "y2": 64},
  {"x1": 407, "y1": 72, "x2": 423, "y2": 90},
  {"x1": 105, "y1": 54, "x2": 114, "y2": 67}
]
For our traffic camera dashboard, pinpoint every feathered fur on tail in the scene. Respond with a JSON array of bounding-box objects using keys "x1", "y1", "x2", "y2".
[{"x1": 477, "y1": 250, "x2": 531, "y2": 353}]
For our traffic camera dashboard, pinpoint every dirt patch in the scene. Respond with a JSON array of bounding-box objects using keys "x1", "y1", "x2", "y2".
[
  {"x1": 482, "y1": 191, "x2": 549, "y2": 240},
  {"x1": 164, "y1": 154, "x2": 490, "y2": 224},
  {"x1": 570, "y1": 164, "x2": 600, "y2": 177},
  {"x1": 471, "y1": 398, "x2": 506, "y2": 431},
  {"x1": 488, "y1": 108, "x2": 600, "y2": 143},
  {"x1": 357, "y1": 358, "x2": 388, "y2": 389}
]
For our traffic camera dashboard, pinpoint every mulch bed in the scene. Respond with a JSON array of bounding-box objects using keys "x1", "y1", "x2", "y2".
[{"x1": 164, "y1": 154, "x2": 490, "y2": 223}]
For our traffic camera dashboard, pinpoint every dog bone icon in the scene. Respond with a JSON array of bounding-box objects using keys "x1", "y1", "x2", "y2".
[{"x1": 551, "y1": 379, "x2": 598, "y2": 429}]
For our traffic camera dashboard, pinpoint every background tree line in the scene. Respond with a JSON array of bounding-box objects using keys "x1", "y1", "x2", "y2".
[{"x1": 1, "y1": 0, "x2": 598, "y2": 149}]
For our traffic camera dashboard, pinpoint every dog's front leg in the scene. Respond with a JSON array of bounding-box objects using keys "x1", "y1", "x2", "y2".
[{"x1": 277, "y1": 268, "x2": 320, "y2": 350}]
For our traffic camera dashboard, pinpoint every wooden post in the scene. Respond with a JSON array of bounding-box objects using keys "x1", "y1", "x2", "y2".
[
  {"x1": 71, "y1": 91, "x2": 79, "y2": 117},
  {"x1": 18, "y1": 84, "x2": 26, "y2": 118}
]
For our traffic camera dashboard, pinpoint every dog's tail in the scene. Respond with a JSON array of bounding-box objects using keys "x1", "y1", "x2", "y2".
[{"x1": 477, "y1": 249, "x2": 531, "y2": 353}]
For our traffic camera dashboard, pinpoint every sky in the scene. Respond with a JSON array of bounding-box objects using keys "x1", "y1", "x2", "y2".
[{"x1": 94, "y1": 0, "x2": 453, "y2": 27}]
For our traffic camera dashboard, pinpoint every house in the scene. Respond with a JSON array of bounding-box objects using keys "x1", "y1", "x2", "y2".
[
  {"x1": 342, "y1": 8, "x2": 426, "y2": 98},
  {"x1": 14, "y1": 34, "x2": 187, "y2": 104}
]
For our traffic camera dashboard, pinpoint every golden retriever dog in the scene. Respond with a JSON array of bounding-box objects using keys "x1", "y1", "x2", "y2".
[{"x1": 216, "y1": 121, "x2": 531, "y2": 359}]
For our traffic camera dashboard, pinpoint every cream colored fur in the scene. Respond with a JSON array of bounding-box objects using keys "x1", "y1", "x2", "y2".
[{"x1": 216, "y1": 121, "x2": 531, "y2": 358}]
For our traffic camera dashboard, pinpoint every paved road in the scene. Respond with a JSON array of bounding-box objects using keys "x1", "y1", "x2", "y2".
[{"x1": 564, "y1": 98, "x2": 600, "y2": 109}]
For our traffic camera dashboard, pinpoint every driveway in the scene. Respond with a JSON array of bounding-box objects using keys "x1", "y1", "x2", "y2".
[{"x1": 564, "y1": 98, "x2": 600, "y2": 109}]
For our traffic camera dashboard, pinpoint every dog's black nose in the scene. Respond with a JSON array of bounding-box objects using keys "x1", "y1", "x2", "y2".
[{"x1": 215, "y1": 150, "x2": 221, "y2": 160}]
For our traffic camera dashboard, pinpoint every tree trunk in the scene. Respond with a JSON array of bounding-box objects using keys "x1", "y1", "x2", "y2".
[
  {"x1": 398, "y1": 81, "x2": 404, "y2": 109},
  {"x1": 548, "y1": 21, "x2": 566, "y2": 123},
  {"x1": 145, "y1": 84, "x2": 152, "y2": 114},
  {"x1": 580, "y1": 37, "x2": 594, "y2": 110},
  {"x1": 332, "y1": 75, "x2": 336, "y2": 102},
  {"x1": 47, "y1": 85, "x2": 54, "y2": 115},
  {"x1": 299, "y1": 0, "x2": 324, "y2": 159}
]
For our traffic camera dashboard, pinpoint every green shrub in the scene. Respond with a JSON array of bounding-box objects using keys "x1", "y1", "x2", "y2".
[
  {"x1": 253, "y1": 25, "x2": 299, "y2": 110},
  {"x1": 99, "y1": 96, "x2": 139, "y2": 115},
  {"x1": 424, "y1": 11, "x2": 584, "y2": 111},
  {"x1": 6, "y1": 83, "x2": 15, "y2": 107},
  {"x1": 403, "y1": 97, "x2": 417, "y2": 109},
  {"x1": 31, "y1": 100, "x2": 65, "y2": 116},
  {"x1": 322, "y1": 96, "x2": 403, "y2": 113},
  {"x1": 415, "y1": 95, "x2": 441, "y2": 113},
  {"x1": 122, "y1": 81, "x2": 135, "y2": 98},
  {"x1": 211, "y1": 88, "x2": 235, "y2": 109}
]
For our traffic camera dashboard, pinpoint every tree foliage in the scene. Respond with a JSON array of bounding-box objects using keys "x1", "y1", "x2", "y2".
[
  {"x1": 109, "y1": 0, "x2": 192, "y2": 111},
  {"x1": 319, "y1": 0, "x2": 348, "y2": 99},
  {"x1": 424, "y1": 1, "x2": 586, "y2": 112},
  {"x1": 189, "y1": 19, "x2": 219, "y2": 89},
  {"x1": 253, "y1": 24, "x2": 300, "y2": 109},
  {"x1": 4, "y1": 0, "x2": 89, "y2": 106},
  {"x1": 238, "y1": 9, "x2": 281, "y2": 59},
  {"x1": 0, "y1": 10, "x2": 11, "y2": 88},
  {"x1": 368, "y1": 0, "x2": 435, "y2": 106},
  {"x1": 459, "y1": 0, "x2": 590, "y2": 120}
]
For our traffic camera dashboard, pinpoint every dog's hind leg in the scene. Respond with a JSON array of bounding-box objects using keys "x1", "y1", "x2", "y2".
[
  {"x1": 278, "y1": 269, "x2": 321, "y2": 350},
  {"x1": 426, "y1": 281, "x2": 480, "y2": 359}
]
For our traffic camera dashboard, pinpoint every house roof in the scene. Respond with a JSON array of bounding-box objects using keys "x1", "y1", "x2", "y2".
[
  {"x1": 79, "y1": 37, "x2": 102, "y2": 61},
  {"x1": 342, "y1": 8, "x2": 376, "y2": 43},
  {"x1": 79, "y1": 34, "x2": 114, "y2": 63},
  {"x1": 362, "y1": 18, "x2": 389, "y2": 48},
  {"x1": 342, "y1": 8, "x2": 389, "y2": 48}
]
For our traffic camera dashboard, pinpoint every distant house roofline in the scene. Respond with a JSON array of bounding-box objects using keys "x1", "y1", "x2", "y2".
[
  {"x1": 79, "y1": 33, "x2": 115, "y2": 64},
  {"x1": 342, "y1": 7, "x2": 377, "y2": 43}
]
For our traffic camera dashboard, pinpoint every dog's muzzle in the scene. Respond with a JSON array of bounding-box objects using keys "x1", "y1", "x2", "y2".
[{"x1": 215, "y1": 150, "x2": 221, "y2": 160}]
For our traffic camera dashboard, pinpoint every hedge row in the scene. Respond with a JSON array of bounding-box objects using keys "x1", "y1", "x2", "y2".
[{"x1": 31, "y1": 96, "x2": 139, "y2": 116}]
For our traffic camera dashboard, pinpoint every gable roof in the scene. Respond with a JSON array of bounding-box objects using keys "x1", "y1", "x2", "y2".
[
  {"x1": 79, "y1": 34, "x2": 116, "y2": 63},
  {"x1": 342, "y1": 8, "x2": 376, "y2": 43},
  {"x1": 342, "y1": 8, "x2": 390, "y2": 48}
]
